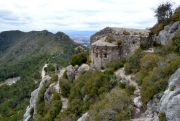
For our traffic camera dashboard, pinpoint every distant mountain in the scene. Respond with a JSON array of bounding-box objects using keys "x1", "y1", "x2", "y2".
[
  {"x1": 0, "y1": 30, "x2": 87, "y2": 120},
  {"x1": 0, "y1": 30, "x2": 86, "y2": 63},
  {"x1": 64, "y1": 30, "x2": 96, "y2": 47},
  {"x1": 64, "y1": 30, "x2": 96, "y2": 37}
]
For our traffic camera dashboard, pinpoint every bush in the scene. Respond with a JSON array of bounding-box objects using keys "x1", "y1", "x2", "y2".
[
  {"x1": 106, "y1": 36, "x2": 114, "y2": 43},
  {"x1": 106, "y1": 59, "x2": 126, "y2": 71},
  {"x1": 64, "y1": 70, "x2": 115, "y2": 120},
  {"x1": 116, "y1": 40, "x2": 122, "y2": 45},
  {"x1": 86, "y1": 57, "x2": 92, "y2": 65},
  {"x1": 70, "y1": 52, "x2": 87, "y2": 66},
  {"x1": 123, "y1": 30, "x2": 130, "y2": 35},
  {"x1": 141, "y1": 58, "x2": 180, "y2": 106},
  {"x1": 53, "y1": 92, "x2": 60, "y2": 100},
  {"x1": 158, "y1": 112, "x2": 167, "y2": 121},
  {"x1": 125, "y1": 48, "x2": 144, "y2": 74},
  {"x1": 119, "y1": 82, "x2": 126, "y2": 89},
  {"x1": 126, "y1": 85, "x2": 136, "y2": 95},
  {"x1": 87, "y1": 88, "x2": 133, "y2": 121},
  {"x1": 171, "y1": 35, "x2": 180, "y2": 54},
  {"x1": 140, "y1": 41, "x2": 150, "y2": 50},
  {"x1": 46, "y1": 64, "x2": 55, "y2": 73},
  {"x1": 60, "y1": 78, "x2": 71, "y2": 97}
]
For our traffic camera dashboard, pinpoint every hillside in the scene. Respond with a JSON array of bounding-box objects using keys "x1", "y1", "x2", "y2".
[
  {"x1": 21, "y1": 5, "x2": 180, "y2": 121},
  {"x1": 0, "y1": 30, "x2": 87, "y2": 121}
]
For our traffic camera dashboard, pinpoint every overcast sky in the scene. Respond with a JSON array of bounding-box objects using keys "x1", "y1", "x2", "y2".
[{"x1": 0, "y1": 0, "x2": 180, "y2": 33}]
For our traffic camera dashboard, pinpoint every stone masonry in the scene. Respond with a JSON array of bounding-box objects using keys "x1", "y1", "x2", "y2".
[{"x1": 90, "y1": 27, "x2": 150, "y2": 69}]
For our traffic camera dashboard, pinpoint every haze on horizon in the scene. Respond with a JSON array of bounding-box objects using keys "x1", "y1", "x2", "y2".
[{"x1": 0, "y1": 0, "x2": 180, "y2": 33}]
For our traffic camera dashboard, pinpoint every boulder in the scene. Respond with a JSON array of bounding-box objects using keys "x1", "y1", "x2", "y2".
[
  {"x1": 77, "y1": 112, "x2": 89, "y2": 121},
  {"x1": 44, "y1": 82, "x2": 59, "y2": 104},
  {"x1": 155, "y1": 21, "x2": 180, "y2": 45},
  {"x1": 169, "y1": 21, "x2": 180, "y2": 33},
  {"x1": 133, "y1": 96, "x2": 142, "y2": 108},
  {"x1": 158, "y1": 68, "x2": 180, "y2": 121},
  {"x1": 66, "y1": 65, "x2": 75, "y2": 80},
  {"x1": 78, "y1": 64, "x2": 90, "y2": 73}
]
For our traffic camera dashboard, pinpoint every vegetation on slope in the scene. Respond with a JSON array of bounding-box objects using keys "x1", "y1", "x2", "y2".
[
  {"x1": 52, "y1": 59, "x2": 134, "y2": 121},
  {"x1": 35, "y1": 75, "x2": 62, "y2": 121},
  {"x1": 151, "y1": 2, "x2": 180, "y2": 35},
  {"x1": 125, "y1": 35, "x2": 180, "y2": 107},
  {"x1": 0, "y1": 30, "x2": 87, "y2": 121}
]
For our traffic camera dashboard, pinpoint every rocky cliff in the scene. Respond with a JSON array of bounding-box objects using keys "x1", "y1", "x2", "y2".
[
  {"x1": 143, "y1": 68, "x2": 180, "y2": 121},
  {"x1": 154, "y1": 21, "x2": 180, "y2": 45}
]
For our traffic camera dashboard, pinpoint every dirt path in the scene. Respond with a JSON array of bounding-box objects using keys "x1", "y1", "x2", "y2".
[
  {"x1": 41, "y1": 64, "x2": 48, "y2": 79},
  {"x1": 58, "y1": 69, "x2": 68, "y2": 112},
  {"x1": 115, "y1": 68, "x2": 140, "y2": 95}
]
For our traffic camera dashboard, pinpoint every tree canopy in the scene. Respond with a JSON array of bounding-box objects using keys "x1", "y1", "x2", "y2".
[{"x1": 155, "y1": 1, "x2": 173, "y2": 23}]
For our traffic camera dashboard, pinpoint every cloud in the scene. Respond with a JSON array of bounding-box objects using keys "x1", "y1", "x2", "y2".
[{"x1": 0, "y1": 0, "x2": 180, "y2": 32}]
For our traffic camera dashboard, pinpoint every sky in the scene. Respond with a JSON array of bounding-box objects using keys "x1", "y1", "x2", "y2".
[{"x1": 0, "y1": 0, "x2": 180, "y2": 33}]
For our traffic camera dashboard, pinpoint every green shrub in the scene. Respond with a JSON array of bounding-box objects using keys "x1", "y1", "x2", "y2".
[
  {"x1": 123, "y1": 30, "x2": 130, "y2": 35},
  {"x1": 139, "y1": 32, "x2": 145, "y2": 37},
  {"x1": 106, "y1": 36, "x2": 114, "y2": 43},
  {"x1": 86, "y1": 57, "x2": 92, "y2": 65},
  {"x1": 64, "y1": 70, "x2": 114, "y2": 120},
  {"x1": 171, "y1": 35, "x2": 180, "y2": 54},
  {"x1": 141, "y1": 59, "x2": 180, "y2": 106},
  {"x1": 87, "y1": 88, "x2": 133, "y2": 121},
  {"x1": 116, "y1": 40, "x2": 122, "y2": 45},
  {"x1": 46, "y1": 64, "x2": 55, "y2": 73},
  {"x1": 53, "y1": 92, "x2": 60, "y2": 100},
  {"x1": 63, "y1": 70, "x2": 68, "y2": 79},
  {"x1": 140, "y1": 54, "x2": 159, "y2": 72},
  {"x1": 140, "y1": 41, "x2": 150, "y2": 50},
  {"x1": 70, "y1": 52, "x2": 87, "y2": 66},
  {"x1": 125, "y1": 48, "x2": 144, "y2": 74},
  {"x1": 119, "y1": 82, "x2": 126, "y2": 89},
  {"x1": 158, "y1": 112, "x2": 167, "y2": 121},
  {"x1": 125, "y1": 85, "x2": 136, "y2": 95},
  {"x1": 106, "y1": 59, "x2": 126, "y2": 71},
  {"x1": 60, "y1": 78, "x2": 71, "y2": 97},
  {"x1": 170, "y1": 87, "x2": 174, "y2": 91}
]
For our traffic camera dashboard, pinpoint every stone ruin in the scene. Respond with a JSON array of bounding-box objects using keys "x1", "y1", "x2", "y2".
[{"x1": 90, "y1": 27, "x2": 150, "y2": 69}]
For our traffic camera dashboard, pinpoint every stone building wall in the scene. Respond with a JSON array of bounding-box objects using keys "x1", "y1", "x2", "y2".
[
  {"x1": 91, "y1": 45, "x2": 122, "y2": 69},
  {"x1": 90, "y1": 27, "x2": 150, "y2": 69}
]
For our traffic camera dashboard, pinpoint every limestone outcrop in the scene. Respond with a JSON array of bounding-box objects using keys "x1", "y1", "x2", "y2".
[
  {"x1": 158, "y1": 68, "x2": 180, "y2": 121},
  {"x1": 44, "y1": 82, "x2": 60, "y2": 104},
  {"x1": 142, "y1": 68, "x2": 180, "y2": 121},
  {"x1": 77, "y1": 112, "x2": 89, "y2": 121},
  {"x1": 66, "y1": 65, "x2": 75, "y2": 80},
  {"x1": 134, "y1": 96, "x2": 142, "y2": 108},
  {"x1": 154, "y1": 21, "x2": 180, "y2": 45},
  {"x1": 78, "y1": 64, "x2": 90, "y2": 73},
  {"x1": 23, "y1": 76, "x2": 51, "y2": 121}
]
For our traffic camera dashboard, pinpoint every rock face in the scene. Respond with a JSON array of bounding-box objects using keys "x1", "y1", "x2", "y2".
[
  {"x1": 134, "y1": 96, "x2": 142, "y2": 108},
  {"x1": 23, "y1": 76, "x2": 51, "y2": 121},
  {"x1": 78, "y1": 64, "x2": 90, "y2": 73},
  {"x1": 66, "y1": 65, "x2": 75, "y2": 80},
  {"x1": 90, "y1": 27, "x2": 150, "y2": 69},
  {"x1": 158, "y1": 68, "x2": 180, "y2": 121},
  {"x1": 154, "y1": 21, "x2": 180, "y2": 45},
  {"x1": 44, "y1": 82, "x2": 60, "y2": 104},
  {"x1": 77, "y1": 112, "x2": 89, "y2": 121},
  {"x1": 143, "y1": 68, "x2": 180, "y2": 121}
]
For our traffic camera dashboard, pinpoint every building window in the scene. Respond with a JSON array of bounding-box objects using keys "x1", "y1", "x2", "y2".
[
  {"x1": 104, "y1": 53, "x2": 107, "y2": 58},
  {"x1": 95, "y1": 53, "x2": 98, "y2": 57}
]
